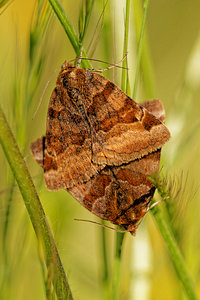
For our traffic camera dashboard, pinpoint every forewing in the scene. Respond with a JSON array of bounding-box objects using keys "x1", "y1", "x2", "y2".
[
  {"x1": 81, "y1": 71, "x2": 170, "y2": 165},
  {"x1": 43, "y1": 86, "x2": 103, "y2": 190}
]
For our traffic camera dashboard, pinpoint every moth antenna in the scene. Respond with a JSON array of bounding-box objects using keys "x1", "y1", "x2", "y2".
[
  {"x1": 74, "y1": 218, "x2": 129, "y2": 233},
  {"x1": 80, "y1": 55, "x2": 128, "y2": 73},
  {"x1": 91, "y1": 53, "x2": 128, "y2": 73},
  {"x1": 67, "y1": 56, "x2": 128, "y2": 73},
  {"x1": 32, "y1": 64, "x2": 62, "y2": 120}
]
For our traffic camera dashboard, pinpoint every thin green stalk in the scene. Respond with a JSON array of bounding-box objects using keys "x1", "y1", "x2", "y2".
[
  {"x1": 2, "y1": 177, "x2": 15, "y2": 260},
  {"x1": 112, "y1": 2, "x2": 130, "y2": 298},
  {"x1": 149, "y1": 175, "x2": 198, "y2": 300},
  {"x1": 2, "y1": 3, "x2": 53, "y2": 291},
  {"x1": 132, "y1": 0, "x2": 156, "y2": 98},
  {"x1": 111, "y1": 2, "x2": 130, "y2": 298},
  {"x1": 0, "y1": 105, "x2": 73, "y2": 300},
  {"x1": 121, "y1": 0, "x2": 130, "y2": 94},
  {"x1": 48, "y1": 0, "x2": 92, "y2": 69},
  {"x1": 112, "y1": 230, "x2": 125, "y2": 300},
  {"x1": 132, "y1": 1, "x2": 197, "y2": 297},
  {"x1": 78, "y1": 0, "x2": 95, "y2": 46},
  {"x1": 101, "y1": 222, "x2": 110, "y2": 300},
  {"x1": 132, "y1": 0, "x2": 150, "y2": 99},
  {"x1": 151, "y1": 203, "x2": 198, "y2": 300}
]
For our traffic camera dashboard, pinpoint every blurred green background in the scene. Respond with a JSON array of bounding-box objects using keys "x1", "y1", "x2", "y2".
[{"x1": 0, "y1": 0, "x2": 200, "y2": 299}]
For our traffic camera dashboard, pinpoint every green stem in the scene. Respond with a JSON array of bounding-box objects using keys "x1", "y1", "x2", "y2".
[
  {"x1": 111, "y1": 2, "x2": 130, "y2": 298},
  {"x1": 2, "y1": 177, "x2": 15, "y2": 259},
  {"x1": 112, "y1": 230, "x2": 125, "y2": 300},
  {"x1": 0, "y1": 105, "x2": 73, "y2": 300},
  {"x1": 132, "y1": 0, "x2": 150, "y2": 99},
  {"x1": 132, "y1": 0, "x2": 156, "y2": 98},
  {"x1": 48, "y1": 0, "x2": 92, "y2": 69},
  {"x1": 151, "y1": 203, "x2": 198, "y2": 300},
  {"x1": 78, "y1": 0, "x2": 95, "y2": 46},
  {"x1": 121, "y1": 0, "x2": 130, "y2": 94},
  {"x1": 101, "y1": 222, "x2": 110, "y2": 300},
  {"x1": 132, "y1": 3, "x2": 197, "y2": 295}
]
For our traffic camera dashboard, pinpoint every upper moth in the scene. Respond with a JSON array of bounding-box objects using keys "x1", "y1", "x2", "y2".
[{"x1": 31, "y1": 62, "x2": 170, "y2": 234}]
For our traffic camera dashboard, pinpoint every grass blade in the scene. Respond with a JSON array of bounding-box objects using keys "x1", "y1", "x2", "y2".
[
  {"x1": 0, "y1": 105, "x2": 73, "y2": 300},
  {"x1": 132, "y1": 0, "x2": 156, "y2": 98},
  {"x1": 151, "y1": 202, "x2": 198, "y2": 300},
  {"x1": 112, "y1": 230, "x2": 125, "y2": 300},
  {"x1": 132, "y1": 0, "x2": 150, "y2": 99},
  {"x1": 48, "y1": 0, "x2": 92, "y2": 69}
]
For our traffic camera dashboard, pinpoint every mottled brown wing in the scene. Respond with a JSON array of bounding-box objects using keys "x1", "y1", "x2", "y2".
[
  {"x1": 69, "y1": 149, "x2": 161, "y2": 234},
  {"x1": 42, "y1": 81, "x2": 105, "y2": 190},
  {"x1": 141, "y1": 99, "x2": 165, "y2": 123},
  {"x1": 86, "y1": 76, "x2": 170, "y2": 165},
  {"x1": 31, "y1": 62, "x2": 169, "y2": 201},
  {"x1": 69, "y1": 98, "x2": 165, "y2": 234},
  {"x1": 61, "y1": 65, "x2": 170, "y2": 165}
]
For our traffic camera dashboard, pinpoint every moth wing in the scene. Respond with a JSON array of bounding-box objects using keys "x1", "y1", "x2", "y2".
[
  {"x1": 31, "y1": 136, "x2": 45, "y2": 168},
  {"x1": 42, "y1": 88, "x2": 103, "y2": 190},
  {"x1": 68, "y1": 150, "x2": 161, "y2": 234},
  {"x1": 141, "y1": 99, "x2": 166, "y2": 123},
  {"x1": 83, "y1": 72, "x2": 170, "y2": 165}
]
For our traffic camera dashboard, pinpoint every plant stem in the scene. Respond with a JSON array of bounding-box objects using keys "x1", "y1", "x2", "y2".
[
  {"x1": 132, "y1": 0, "x2": 150, "y2": 99},
  {"x1": 151, "y1": 203, "x2": 198, "y2": 300},
  {"x1": 48, "y1": 0, "x2": 92, "y2": 69},
  {"x1": 133, "y1": 1, "x2": 198, "y2": 297},
  {"x1": 121, "y1": 0, "x2": 130, "y2": 94},
  {"x1": 101, "y1": 223, "x2": 110, "y2": 300},
  {"x1": 111, "y1": 2, "x2": 130, "y2": 298},
  {"x1": 132, "y1": 0, "x2": 156, "y2": 98},
  {"x1": 112, "y1": 230, "x2": 125, "y2": 300},
  {"x1": 0, "y1": 105, "x2": 73, "y2": 300}
]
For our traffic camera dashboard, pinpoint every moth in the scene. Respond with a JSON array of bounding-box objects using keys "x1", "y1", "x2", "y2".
[{"x1": 31, "y1": 62, "x2": 170, "y2": 234}]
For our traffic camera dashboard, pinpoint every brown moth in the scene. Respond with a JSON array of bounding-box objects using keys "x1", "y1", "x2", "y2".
[{"x1": 31, "y1": 62, "x2": 170, "y2": 234}]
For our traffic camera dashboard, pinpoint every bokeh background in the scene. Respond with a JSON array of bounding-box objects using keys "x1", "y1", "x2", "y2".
[{"x1": 0, "y1": 0, "x2": 200, "y2": 299}]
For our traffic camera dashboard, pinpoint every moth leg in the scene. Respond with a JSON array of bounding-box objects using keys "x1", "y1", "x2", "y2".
[{"x1": 147, "y1": 196, "x2": 169, "y2": 211}]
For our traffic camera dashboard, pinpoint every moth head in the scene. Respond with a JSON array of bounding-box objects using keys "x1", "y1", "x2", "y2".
[{"x1": 59, "y1": 66, "x2": 86, "y2": 103}]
